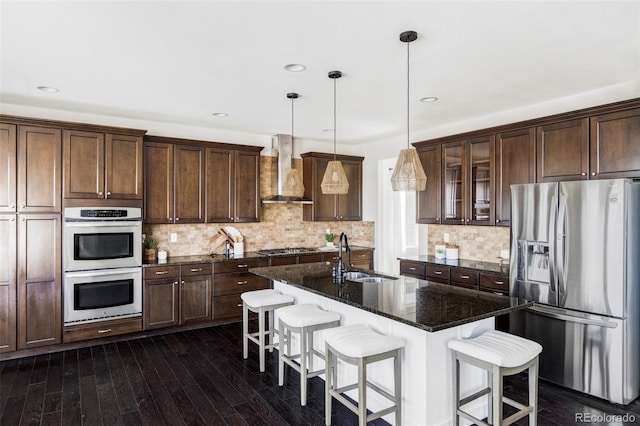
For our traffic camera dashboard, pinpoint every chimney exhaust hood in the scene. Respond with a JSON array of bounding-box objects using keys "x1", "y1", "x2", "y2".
[{"x1": 261, "y1": 134, "x2": 313, "y2": 204}]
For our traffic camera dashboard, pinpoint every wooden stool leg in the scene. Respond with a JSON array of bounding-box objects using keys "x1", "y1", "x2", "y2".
[
  {"x1": 243, "y1": 302, "x2": 249, "y2": 360},
  {"x1": 278, "y1": 320, "x2": 285, "y2": 386},
  {"x1": 258, "y1": 307, "x2": 266, "y2": 372},
  {"x1": 325, "y1": 345, "x2": 333, "y2": 426},
  {"x1": 492, "y1": 365, "x2": 502, "y2": 425},
  {"x1": 358, "y1": 358, "x2": 367, "y2": 426},
  {"x1": 529, "y1": 358, "x2": 539, "y2": 426},
  {"x1": 394, "y1": 349, "x2": 402, "y2": 426}
]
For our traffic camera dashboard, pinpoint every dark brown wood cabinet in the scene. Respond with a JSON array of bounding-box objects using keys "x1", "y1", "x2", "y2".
[
  {"x1": 18, "y1": 214, "x2": 62, "y2": 350},
  {"x1": 0, "y1": 214, "x2": 17, "y2": 353},
  {"x1": 536, "y1": 119, "x2": 589, "y2": 182},
  {"x1": 450, "y1": 268, "x2": 479, "y2": 290},
  {"x1": 590, "y1": 107, "x2": 640, "y2": 179},
  {"x1": 212, "y1": 257, "x2": 269, "y2": 321},
  {"x1": 64, "y1": 129, "x2": 143, "y2": 201},
  {"x1": 302, "y1": 152, "x2": 364, "y2": 221},
  {"x1": 0, "y1": 124, "x2": 17, "y2": 213},
  {"x1": 399, "y1": 260, "x2": 426, "y2": 279},
  {"x1": 416, "y1": 144, "x2": 442, "y2": 224},
  {"x1": 495, "y1": 128, "x2": 535, "y2": 227},
  {"x1": 179, "y1": 264, "x2": 212, "y2": 324}
]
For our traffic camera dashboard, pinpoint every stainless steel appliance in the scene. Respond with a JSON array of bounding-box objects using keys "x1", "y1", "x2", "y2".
[
  {"x1": 63, "y1": 207, "x2": 143, "y2": 325},
  {"x1": 509, "y1": 179, "x2": 640, "y2": 404}
]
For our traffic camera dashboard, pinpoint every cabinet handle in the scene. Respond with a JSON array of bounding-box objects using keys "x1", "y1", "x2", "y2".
[
  {"x1": 237, "y1": 264, "x2": 248, "y2": 268},
  {"x1": 98, "y1": 192, "x2": 103, "y2": 195},
  {"x1": 181, "y1": 280, "x2": 185, "y2": 285},
  {"x1": 465, "y1": 218, "x2": 469, "y2": 223},
  {"x1": 21, "y1": 217, "x2": 26, "y2": 222},
  {"x1": 581, "y1": 173, "x2": 587, "y2": 176},
  {"x1": 97, "y1": 329, "x2": 112, "y2": 334},
  {"x1": 591, "y1": 172, "x2": 596, "y2": 176},
  {"x1": 155, "y1": 271, "x2": 169, "y2": 275},
  {"x1": 190, "y1": 268, "x2": 202, "y2": 272},
  {"x1": 20, "y1": 204, "x2": 25, "y2": 209},
  {"x1": 434, "y1": 271, "x2": 443, "y2": 275},
  {"x1": 492, "y1": 292, "x2": 505, "y2": 296},
  {"x1": 460, "y1": 219, "x2": 464, "y2": 223},
  {"x1": 173, "y1": 281, "x2": 179, "y2": 285},
  {"x1": 169, "y1": 217, "x2": 173, "y2": 221},
  {"x1": 9, "y1": 217, "x2": 15, "y2": 222},
  {"x1": 409, "y1": 267, "x2": 416, "y2": 271},
  {"x1": 176, "y1": 217, "x2": 180, "y2": 221},
  {"x1": 460, "y1": 274, "x2": 470, "y2": 279},
  {"x1": 237, "y1": 303, "x2": 243, "y2": 307},
  {"x1": 237, "y1": 281, "x2": 248, "y2": 285},
  {"x1": 9, "y1": 204, "x2": 15, "y2": 209},
  {"x1": 496, "y1": 219, "x2": 501, "y2": 223},
  {"x1": 493, "y1": 280, "x2": 504, "y2": 285}
]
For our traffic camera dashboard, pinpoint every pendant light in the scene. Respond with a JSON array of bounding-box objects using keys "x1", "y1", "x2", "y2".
[
  {"x1": 321, "y1": 70, "x2": 349, "y2": 195},
  {"x1": 281, "y1": 92, "x2": 305, "y2": 197},
  {"x1": 391, "y1": 30, "x2": 427, "y2": 191}
]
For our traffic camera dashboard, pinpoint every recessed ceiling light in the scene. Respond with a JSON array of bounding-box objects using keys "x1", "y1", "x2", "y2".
[
  {"x1": 420, "y1": 97, "x2": 438, "y2": 103},
  {"x1": 212, "y1": 112, "x2": 228, "y2": 117},
  {"x1": 284, "y1": 64, "x2": 306, "y2": 72},
  {"x1": 37, "y1": 86, "x2": 59, "y2": 93}
]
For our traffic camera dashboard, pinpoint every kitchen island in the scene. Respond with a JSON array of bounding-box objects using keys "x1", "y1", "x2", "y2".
[{"x1": 250, "y1": 262, "x2": 532, "y2": 426}]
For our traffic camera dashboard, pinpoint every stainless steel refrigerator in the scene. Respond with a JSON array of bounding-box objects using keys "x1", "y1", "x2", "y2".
[{"x1": 509, "y1": 178, "x2": 640, "y2": 404}]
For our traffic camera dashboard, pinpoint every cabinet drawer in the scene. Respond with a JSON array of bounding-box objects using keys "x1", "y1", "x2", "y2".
[
  {"x1": 425, "y1": 265, "x2": 450, "y2": 282},
  {"x1": 450, "y1": 269, "x2": 479, "y2": 287},
  {"x1": 180, "y1": 263, "x2": 212, "y2": 277},
  {"x1": 63, "y1": 317, "x2": 142, "y2": 343},
  {"x1": 479, "y1": 273, "x2": 509, "y2": 293},
  {"x1": 351, "y1": 250, "x2": 372, "y2": 261},
  {"x1": 144, "y1": 265, "x2": 180, "y2": 279},
  {"x1": 213, "y1": 294, "x2": 243, "y2": 320},
  {"x1": 400, "y1": 261, "x2": 426, "y2": 279},
  {"x1": 214, "y1": 273, "x2": 270, "y2": 296},
  {"x1": 299, "y1": 253, "x2": 324, "y2": 264},
  {"x1": 270, "y1": 255, "x2": 298, "y2": 266},
  {"x1": 213, "y1": 258, "x2": 268, "y2": 274}
]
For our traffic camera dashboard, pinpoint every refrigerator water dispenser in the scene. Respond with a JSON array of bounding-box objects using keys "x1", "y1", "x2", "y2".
[{"x1": 517, "y1": 240, "x2": 550, "y2": 284}]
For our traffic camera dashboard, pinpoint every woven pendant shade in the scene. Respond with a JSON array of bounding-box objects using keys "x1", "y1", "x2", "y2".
[
  {"x1": 282, "y1": 167, "x2": 305, "y2": 197},
  {"x1": 321, "y1": 160, "x2": 349, "y2": 194},
  {"x1": 391, "y1": 148, "x2": 427, "y2": 191}
]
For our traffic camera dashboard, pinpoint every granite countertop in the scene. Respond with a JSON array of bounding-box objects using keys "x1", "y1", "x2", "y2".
[
  {"x1": 398, "y1": 254, "x2": 509, "y2": 276},
  {"x1": 250, "y1": 263, "x2": 531, "y2": 332}
]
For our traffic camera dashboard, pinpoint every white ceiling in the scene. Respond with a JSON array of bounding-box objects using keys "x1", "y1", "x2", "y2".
[{"x1": 1, "y1": 1, "x2": 639, "y2": 144}]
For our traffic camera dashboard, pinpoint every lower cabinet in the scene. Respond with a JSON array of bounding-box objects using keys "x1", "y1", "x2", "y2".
[
  {"x1": 143, "y1": 263, "x2": 212, "y2": 330},
  {"x1": 324, "y1": 249, "x2": 374, "y2": 270},
  {"x1": 63, "y1": 317, "x2": 142, "y2": 343},
  {"x1": 212, "y1": 257, "x2": 269, "y2": 321}
]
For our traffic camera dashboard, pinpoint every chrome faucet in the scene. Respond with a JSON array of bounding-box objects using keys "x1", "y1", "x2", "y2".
[{"x1": 336, "y1": 232, "x2": 351, "y2": 282}]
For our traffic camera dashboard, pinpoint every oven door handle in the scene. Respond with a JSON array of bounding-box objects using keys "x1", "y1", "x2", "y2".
[
  {"x1": 65, "y1": 222, "x2": 141, "y2": 228},
  {"x1": 65, "y1": 267, "x2": 142, "y2": 278}
]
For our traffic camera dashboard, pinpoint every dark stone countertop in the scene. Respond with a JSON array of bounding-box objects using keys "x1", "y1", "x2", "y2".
[
  {"x1": 250, "y1": 263, "x2": 531, "y2": 332},
  {"x1": 398, "y1": 254, "x2": 509, "y2": 276}
]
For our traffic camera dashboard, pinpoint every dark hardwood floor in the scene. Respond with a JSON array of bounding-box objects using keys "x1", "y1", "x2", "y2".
[{"x1": 1, "y1": 322, "x2": 639, "y2": 425}]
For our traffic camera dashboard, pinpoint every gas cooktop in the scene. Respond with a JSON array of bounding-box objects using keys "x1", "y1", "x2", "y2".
[{"x1": 258, "y1": 248, "x2": 317, "y2": 255}]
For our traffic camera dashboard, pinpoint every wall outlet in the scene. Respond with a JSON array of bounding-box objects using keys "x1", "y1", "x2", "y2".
[
  {"x1": 170, "y1": 232, "x2": 178, "y2": 243},
  {"x1": 443, "y1": 233, "x2": 450, "y2": 243}
]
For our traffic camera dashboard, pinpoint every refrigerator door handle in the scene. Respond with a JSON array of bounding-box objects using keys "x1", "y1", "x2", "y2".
[
  {"x1": 529, "y1": 305, "x2": 618, "y2": 329},
  {"x1": 548, "y1": 188, "x2": 558, "y2": 295},
  {"x1": 556, "y1": 190, "x2": 568, "y2": 297}
]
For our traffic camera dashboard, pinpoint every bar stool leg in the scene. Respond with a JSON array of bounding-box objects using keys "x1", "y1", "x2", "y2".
[
  {"x1": 492, "y1": 364, "x2": 503, "y2": 425},
  {"x1": 529, "y1": 358, "x2": 539, "y2": 426},
  {"x1": 243, "y1": 302, "x2": 249, "y2": 360},
  {"x1": 308, "y1": 330, "x2": 314, "y2": 373},
  {"x1": 278, "y1": 320, "x2": 285, "y2": 386},
  {"x1": 258, "y1": 307, "x2": 266, "y2": 372},
  {"x1": 325, "y1": 346, "x2": 333, "y2": 426},
  {"x1": 268, "y1": 309, "x2": 275, "y2": 353},
  {"x1": 394, "y1": 349, "x2": 402, "y2": 426},
  {"x1": 358, "y1": 357, "x2": 367, "y2": 426},
  {"x1": 487, "y1": 370, "x2": 493, "y2": 424},
  {"x1": 300, "y1": 326, "x2": 308, "y2": 406},
  {"x1": 452, "y1": 354, "x2": 460, "y2": 426}
]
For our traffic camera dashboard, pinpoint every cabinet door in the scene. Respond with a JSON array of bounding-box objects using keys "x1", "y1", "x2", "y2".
[
  {"x1": 18, "y1": 214, "x2": 61, "y2": 349},
  {"x1": 174, "y1": 144, "x2": 204, "y2": 223},
  {"x1": 63, "y1": 130, "x2": 104, "y2": 199},
  {"x1": 442, "y1": 140, "x2": 466, "y2": 225},
  {"x1": 536, "y1": 118, "x2": 589, "y2": 182},
  {"x1": 338, "y1": 160, "x2": 362, "y2": 221},
  {"x1": 205, "y1": 147, "x2": 234, "y2": 223},
  {"x1": 144, "y1": 278, "x2": 179, "y2": 329},
  {"x1": 20, "y1": 126, "x2": 62, "y2": 212},
  {"x1": 416, "y1": 144, "x2": 442, "y2": 224},
  {"x1": 590, "y1": 108, "x2": 640, "y2": 179},
  {"x1": 181, "y1": 274, "x2": 211, "y2": 324},
  {"x1": 467, "y1": 136, "x2": 494, "y2": 225},
  {"x1": 234, "y1": 150, "x2": 260, "y2": 222},
  {"x1": 0, "y1": 215, "x2": 17, "y2": 353},
  {"x1": 304, "y1": 157, "x2": 337, "y2": 221},
  {"x1": 144, "y1": 142, "x2": 174, "y2": 223},
  {"x1": 495, "y1": 128, "x2": 535, "y2": 227},
  {"x1": 106, "y1": 134, "x2": 143, "y2": 199},
  {"x1": 0, "y1": 124, "x2": 17, "y2": 213}
]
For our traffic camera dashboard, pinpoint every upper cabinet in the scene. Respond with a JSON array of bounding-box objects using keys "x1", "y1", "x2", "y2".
[
  {"x1": 589, "y1": 107, "x2": 640, "y2": 179},
  {"x1": 144, "y1": 135, "x2": 262, "y2": 224},
  {"x1": 536, "y1": 118, "x2": 589, "y2": 182},
  {"x1": 63, "y1": 128, "x2": 144, "y2": 201},
  {"x1": 0, "y1": 123, "x2": 62, "y2": 213},
  {"x1": 301, "y1": 152, "x2": 364, "y2": 221},
  {"x1": 416, "y1": 144, "x2": 442, "y2": 224}
]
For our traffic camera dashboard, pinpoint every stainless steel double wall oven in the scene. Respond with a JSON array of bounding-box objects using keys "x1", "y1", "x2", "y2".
[{"x1": 63, "y1": 207, "x2": 142, "y2": 325}]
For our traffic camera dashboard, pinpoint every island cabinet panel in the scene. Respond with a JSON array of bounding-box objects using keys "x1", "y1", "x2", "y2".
[
  {"x1": 495, "y1": 127, "x2": 535, "y2": 227},
  {"x1": 17, "y1": 214, "x2": 61, "y2": 350},
  {"x1": 0, "y1": 215, "x2": 17, "y2": 353},
  {"x1": 212, "y1": 258, "x2": 269, "y2": 321},
  {"x1": 416, "y1": 143, "x2": 442, "y2": 224},
  {"x1": 302, "y1": 152, "x2": 364, "y2": 222},
  {"x1": 536, "y1": 118, "x2": 589, "y2": 182},
  {"x1": 590, "y1": 107, "x2": 640, "y2": 179},
  {"x1": 64, "y1": 129, "x2": 143, "y2": 201}
]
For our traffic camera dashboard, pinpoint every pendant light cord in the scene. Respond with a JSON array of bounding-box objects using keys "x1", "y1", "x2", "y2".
[
  {"x1": 291, "y1": 95, "x2": 295, "y2": 167},
  {"x1": 406, "y1": 39, "x2": 410, "y2": 150},
  {"x1": 333, "y1": 76, "x2": 337, "y2": 161}
]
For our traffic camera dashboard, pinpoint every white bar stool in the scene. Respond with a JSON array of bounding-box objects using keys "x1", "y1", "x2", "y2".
[
  {"x1": 323, "y1": 324, "x2": 404, "y2": 426},
  {"x1": 448, "y1": 329, "x2": 543, "y2": 426},
  {"x1": 276, "y1": 304, "x2": 341, "y2": 406},
  {"x1": 241, "y1": 289, "x2": 294, "y2": 372}
]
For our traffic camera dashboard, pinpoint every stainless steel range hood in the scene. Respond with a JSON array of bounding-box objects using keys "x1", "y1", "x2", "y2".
[{"x1": 261, "y1": 134, "x2": 312, "y2": 204}]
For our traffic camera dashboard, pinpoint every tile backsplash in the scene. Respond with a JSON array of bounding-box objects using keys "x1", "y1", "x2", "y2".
[{"x1": 426, "y1": 224, "x2": 510, "y2": 263}]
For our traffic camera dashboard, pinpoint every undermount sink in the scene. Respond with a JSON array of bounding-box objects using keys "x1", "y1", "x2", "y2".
[
  {"x1": 355, "y1": 276, "x2": 393, "y2": 283},
  {"x1": 343, "y1": 271, "x2": 397, "y2": 283},
  {"x1": 343, "y1": 271, "x2": 370, "y2": 280}
]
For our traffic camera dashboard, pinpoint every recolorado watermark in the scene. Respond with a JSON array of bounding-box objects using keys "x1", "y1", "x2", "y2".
[{"x1": 575, "y1": 412, "x2": 637, "y2": 423}]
